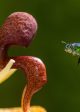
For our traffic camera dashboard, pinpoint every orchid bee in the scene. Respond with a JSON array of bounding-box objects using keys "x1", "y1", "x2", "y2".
[{"x1": 61, "y1": 41, "x2": 80, "y2": 64}]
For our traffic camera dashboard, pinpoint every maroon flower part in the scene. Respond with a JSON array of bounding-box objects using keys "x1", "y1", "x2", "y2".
[
  {"x1": 1, "y1": 12, "x2": 37, "y2": 46},
  {"x1": 13, "y1": 56, "x2": 47, "y2": 112},
  {"x1": 0, "y1": 12, "x2": 47, "y2": 112},
  {"x1": 0, "y1": 12, "x2": 37, "y2": 60}
]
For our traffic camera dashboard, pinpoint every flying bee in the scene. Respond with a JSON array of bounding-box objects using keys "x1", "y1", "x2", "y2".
[{"x1": 61, "y1": 41, "x2": 80, "y2": 64}]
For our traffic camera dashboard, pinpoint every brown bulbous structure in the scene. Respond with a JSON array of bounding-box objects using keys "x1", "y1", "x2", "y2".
[
  {"x1": 0, "y1": 12, "x2": 37, "y2": 60},
  {"x1": 0, "y1": 12, "x2": 37, "y2": 47}
]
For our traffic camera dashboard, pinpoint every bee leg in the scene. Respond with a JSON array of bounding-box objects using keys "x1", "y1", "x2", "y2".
[{"x1": 78, "y1": 57, "x2": 80, "y2": 64}]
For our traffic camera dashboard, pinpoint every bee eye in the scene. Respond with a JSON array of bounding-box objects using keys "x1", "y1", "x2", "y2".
[
  {"x1": 66, "y1": 44, "x2": 69, "y2": 48},
  {"x1": 65, "y1": 44, "x2": 72, "y2": 49}
]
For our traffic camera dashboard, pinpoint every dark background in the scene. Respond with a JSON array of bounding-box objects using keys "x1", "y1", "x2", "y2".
[{"x1": 0, "y1": 0, "x2": 80, "y2": 112}]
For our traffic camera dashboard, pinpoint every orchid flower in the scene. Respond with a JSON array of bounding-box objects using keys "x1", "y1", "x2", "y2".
[{"x1": 0, "y1": 12, "x2": 47, "y2": 112}]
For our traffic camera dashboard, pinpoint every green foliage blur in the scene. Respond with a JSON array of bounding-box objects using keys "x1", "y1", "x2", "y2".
[{"x1": 1, "y1": 0, "x2": 80, "y2": 112}]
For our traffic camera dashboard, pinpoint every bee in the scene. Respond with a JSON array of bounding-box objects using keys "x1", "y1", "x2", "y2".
[{"x1": 61, "y1": 41, "x2": 80, "y2": 64}]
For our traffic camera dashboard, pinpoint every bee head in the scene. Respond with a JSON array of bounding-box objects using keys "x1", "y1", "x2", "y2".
[{"x1": 61, "y1": 41, "x2": 74, "y2": 55}]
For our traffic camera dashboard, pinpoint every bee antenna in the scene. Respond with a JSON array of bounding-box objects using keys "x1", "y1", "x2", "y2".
[{"x1": 61, "y1": 41, "x2": 67, "y2": 45}]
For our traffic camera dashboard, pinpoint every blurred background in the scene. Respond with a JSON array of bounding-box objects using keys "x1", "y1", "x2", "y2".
[{"x1": 1, "y1": 0, "x2": 80, "y2": 112}]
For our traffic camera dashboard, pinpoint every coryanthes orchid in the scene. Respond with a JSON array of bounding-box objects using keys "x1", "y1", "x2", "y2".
[{"x1": 0, "y1": 12, "x2": 47, "y2": 112}]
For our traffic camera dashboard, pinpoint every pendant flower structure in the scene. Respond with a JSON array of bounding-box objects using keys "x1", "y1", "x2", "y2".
[{"x1": 0, "y1": 12, "x2": 47, "y2": 112}]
